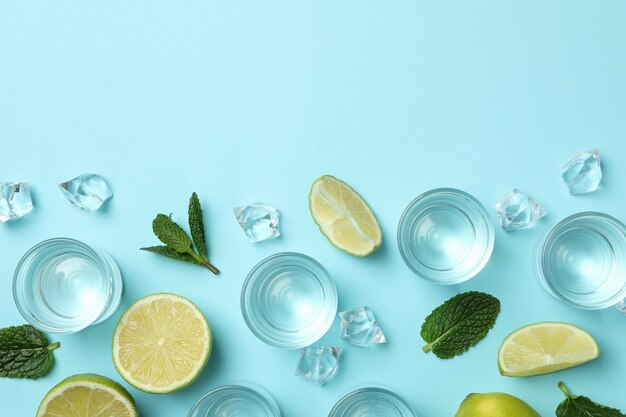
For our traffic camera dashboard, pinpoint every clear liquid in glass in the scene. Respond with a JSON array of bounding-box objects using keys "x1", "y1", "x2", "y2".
[
  {"x1": 398, "y1": 188, "x2": 494, "y2": 285},
  {"x1": 13, "y1": 238, "x2": 122, "y2": 333},
  {"x1": 188, "y1": 385, "x2": 280, "y2": 417},
  {"x1": 241, "y1": 252, "x2": 337, "y2": 348},
  {"x1": 329, "y1": 387, "x2": 416, "y2": 417},
  {"x1": 537, "y1": 212, "x2": 626, "y2": 309}
]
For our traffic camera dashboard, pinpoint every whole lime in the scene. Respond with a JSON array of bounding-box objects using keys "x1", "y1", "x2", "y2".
[{"x1": 455, "y1": 392, "x2": 541, "y2": 417}]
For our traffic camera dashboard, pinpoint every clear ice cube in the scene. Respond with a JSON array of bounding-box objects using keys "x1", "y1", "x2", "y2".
[
  {"x1": 339, "y1": 306, "x2": 387, "y2": 347},
  {"x1": 493, "y1": 189, "x2": 547, "y2": 230},
  {"x1": 295, "y1": 346, "x2": 341, "y2": 386},
  {"x1": 0, "y1": 182, "x2": 33, "y2": 222},
  {"x1": 562, "y1": 149, "x2": 602, "y2": 195},
  {"x1": 59, "y1": 174, "x2": 113, "y2": 211},
  {"x1": 234, "y1": 203, "x2": 280, "y2": 242}
]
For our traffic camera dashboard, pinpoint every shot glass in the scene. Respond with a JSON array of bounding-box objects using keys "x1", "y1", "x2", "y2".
[
  {"x1": 535, "y1": 212, "x2": 626, "y2": 311},
  {"x1": 397, "y1": 188, "x2": 494, "y2": 284},
  {"x1": 241, "y1": 252, "x2": 338, "y2": 349},
  {"x1": 13, "y1": 237, "x2": 123, "y2": 334},
  {"x1": 188, "y1": 384, "x2": 281, "y2": 417},
  {"x1": 328, "y1": 387, "x2": 417, "y2": 417}
]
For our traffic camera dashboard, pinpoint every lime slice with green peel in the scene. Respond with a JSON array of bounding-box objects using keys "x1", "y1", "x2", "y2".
[
  {"x1": 112, "y1": 293, "x2": 212, "y2": 393},
  {"x1": 36, "y1": 373, "x2": 137, "y2": 417},
  {"x1": 498, "y1": 322, "x2": 599, "y2": 377},
  {"x1": 309, "y1": 175, "x2": 382, "y2": 257}
]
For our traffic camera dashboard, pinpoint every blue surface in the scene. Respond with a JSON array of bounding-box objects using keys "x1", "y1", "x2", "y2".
[{"x1": 2, "y1": 1, "x2": 626, "y2": 416}]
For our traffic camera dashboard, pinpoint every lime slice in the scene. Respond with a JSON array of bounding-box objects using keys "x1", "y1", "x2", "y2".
[
  {"x1": 37, "y1": 373, "x2": 137, "y2": 417},
  {"x1": 309, "y1": 175, "x2": 382, "y2": 257},
  {"x1": 112, "y1": 293, "x2": 212, "y2": 393},
  {"x1": 498, "y1": 322, "x2": 599, "y2": 377}
]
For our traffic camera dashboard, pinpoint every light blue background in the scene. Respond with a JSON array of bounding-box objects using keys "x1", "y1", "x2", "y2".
[{"x1": 2, "y1": 1, "x2": 626, "y2": 416}]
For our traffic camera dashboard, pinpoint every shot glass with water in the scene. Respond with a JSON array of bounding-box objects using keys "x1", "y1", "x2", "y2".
[
  {"x1": 13, "y1": 237, "x2": 123, "y2": 334},
  {"x1": 535, "y1": 212, "x2": 626, "y2": 312},
  {"x1": 397, "y1": 188, "x2": 494, "y2": 285},
  {"x1": 328, "y1": 387, "x2": 417, "y2": 417},
  {"x1": 241, "y1": 252, "x2": 338, "y2": 349},
  {"x1": 188, "y1": 384, "x2": 281, "y2": 417}
]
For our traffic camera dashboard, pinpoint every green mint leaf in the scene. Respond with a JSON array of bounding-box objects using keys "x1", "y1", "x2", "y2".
[
  {"x1": 152, "y1": 213, "x2": 193, "y2": 253},
  {"x1": 0, "y1": 325, "x2": 60, "y2": 379},
  {"x1": 144, "y1": 201, "x2": 219, "y2": 275},
  {"x1": 188, "y1": 192, "x2": 207, "y2": 256},
  {"x1": 420, "y1": 291, "x2": 500, "y2": 359},
  {"x1": 140, "y1": 245, "x2": 202, "y2": 265},
  {"x1": 556, "y1": 382, "x2": 625, "y2": 417}
]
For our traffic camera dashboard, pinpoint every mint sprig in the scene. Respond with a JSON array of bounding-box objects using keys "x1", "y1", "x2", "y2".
[
  {"x1": 420, "y1": 291, "x2": 500, "y2": 359},
  {"x1": 556, "y1": 382, "x2": 624, "y2": 417},
  {"x1": 141, "y1": 193, "x2": 219, "y2": 274},
  {"x1": 0, "y1": 325, "x2": 60, "y2": 379}
]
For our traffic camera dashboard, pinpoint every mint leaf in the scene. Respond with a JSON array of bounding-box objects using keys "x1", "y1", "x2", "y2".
[
  {"x1": 152, "y1": 213, "x2": 193, "y2": 253},
  {"x1": 140, "y1": 245, "x2": 202, "y2": 265},
  {"x1": 556, "y1": 382, "x2": 624, "y2": 417},
  {"x1": 143, "y1": 196, "x2": 219, "y2": 275},
  {"x1": 420, "y1": 291, "x2": 500, "y2": 359},
  {"x1": 0, "y1": 325, "x2": 60, "y2": 379},
  {"x1": 188, "y1": 192, "x2": 207, "y2": 256}
]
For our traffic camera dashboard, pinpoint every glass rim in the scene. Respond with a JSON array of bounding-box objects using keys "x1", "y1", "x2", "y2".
[
  {"x1": 535, "y1": 211, "x2": 626, "y2": 309},
  {"x1": 240, "y1": 252, "x2": 338, "y2": 349},
  {"x1": 397, "y1": 188, "x2": 494, "y2": 285},
  {"x1": 188, "y1": 383, "x2": 281, "y2": 417},
  {"x1": 12, "y1": 237, "x2": 114, "y2": 333},
  {"x1": 328, "y1": 386, "x2": 417, "y2": 417}
]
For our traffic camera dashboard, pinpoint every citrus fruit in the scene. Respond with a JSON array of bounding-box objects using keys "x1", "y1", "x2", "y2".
[
  {"x1": 36, "y1": 373, "x2": 137, "y2": 417},
  {"x1": 498, "y1": 322, "x2": 599, "y2": 377},
  {"x1": 112, "y1": 293, "x2": 211, "y2": 393},
  {"x1": 455, "y1": 392, "x2": 540, "y2": 417},
  {"x1": 309, "y1": 175, "x2": 382, "y2": 256}
]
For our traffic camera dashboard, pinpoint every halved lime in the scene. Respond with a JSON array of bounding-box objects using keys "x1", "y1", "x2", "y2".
[
  {"x1": 36, "y1": 373, "x2": 137, "y2": 417},
  {"x1": 309, "y1": 175, "x2": 382, "y2": 257},
  {"x1": 112, "y1": 293, "x2": 211, "y2": 393},
  {"x1": 498, "y1": 322, "x2": 599, "y2": 377}
]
